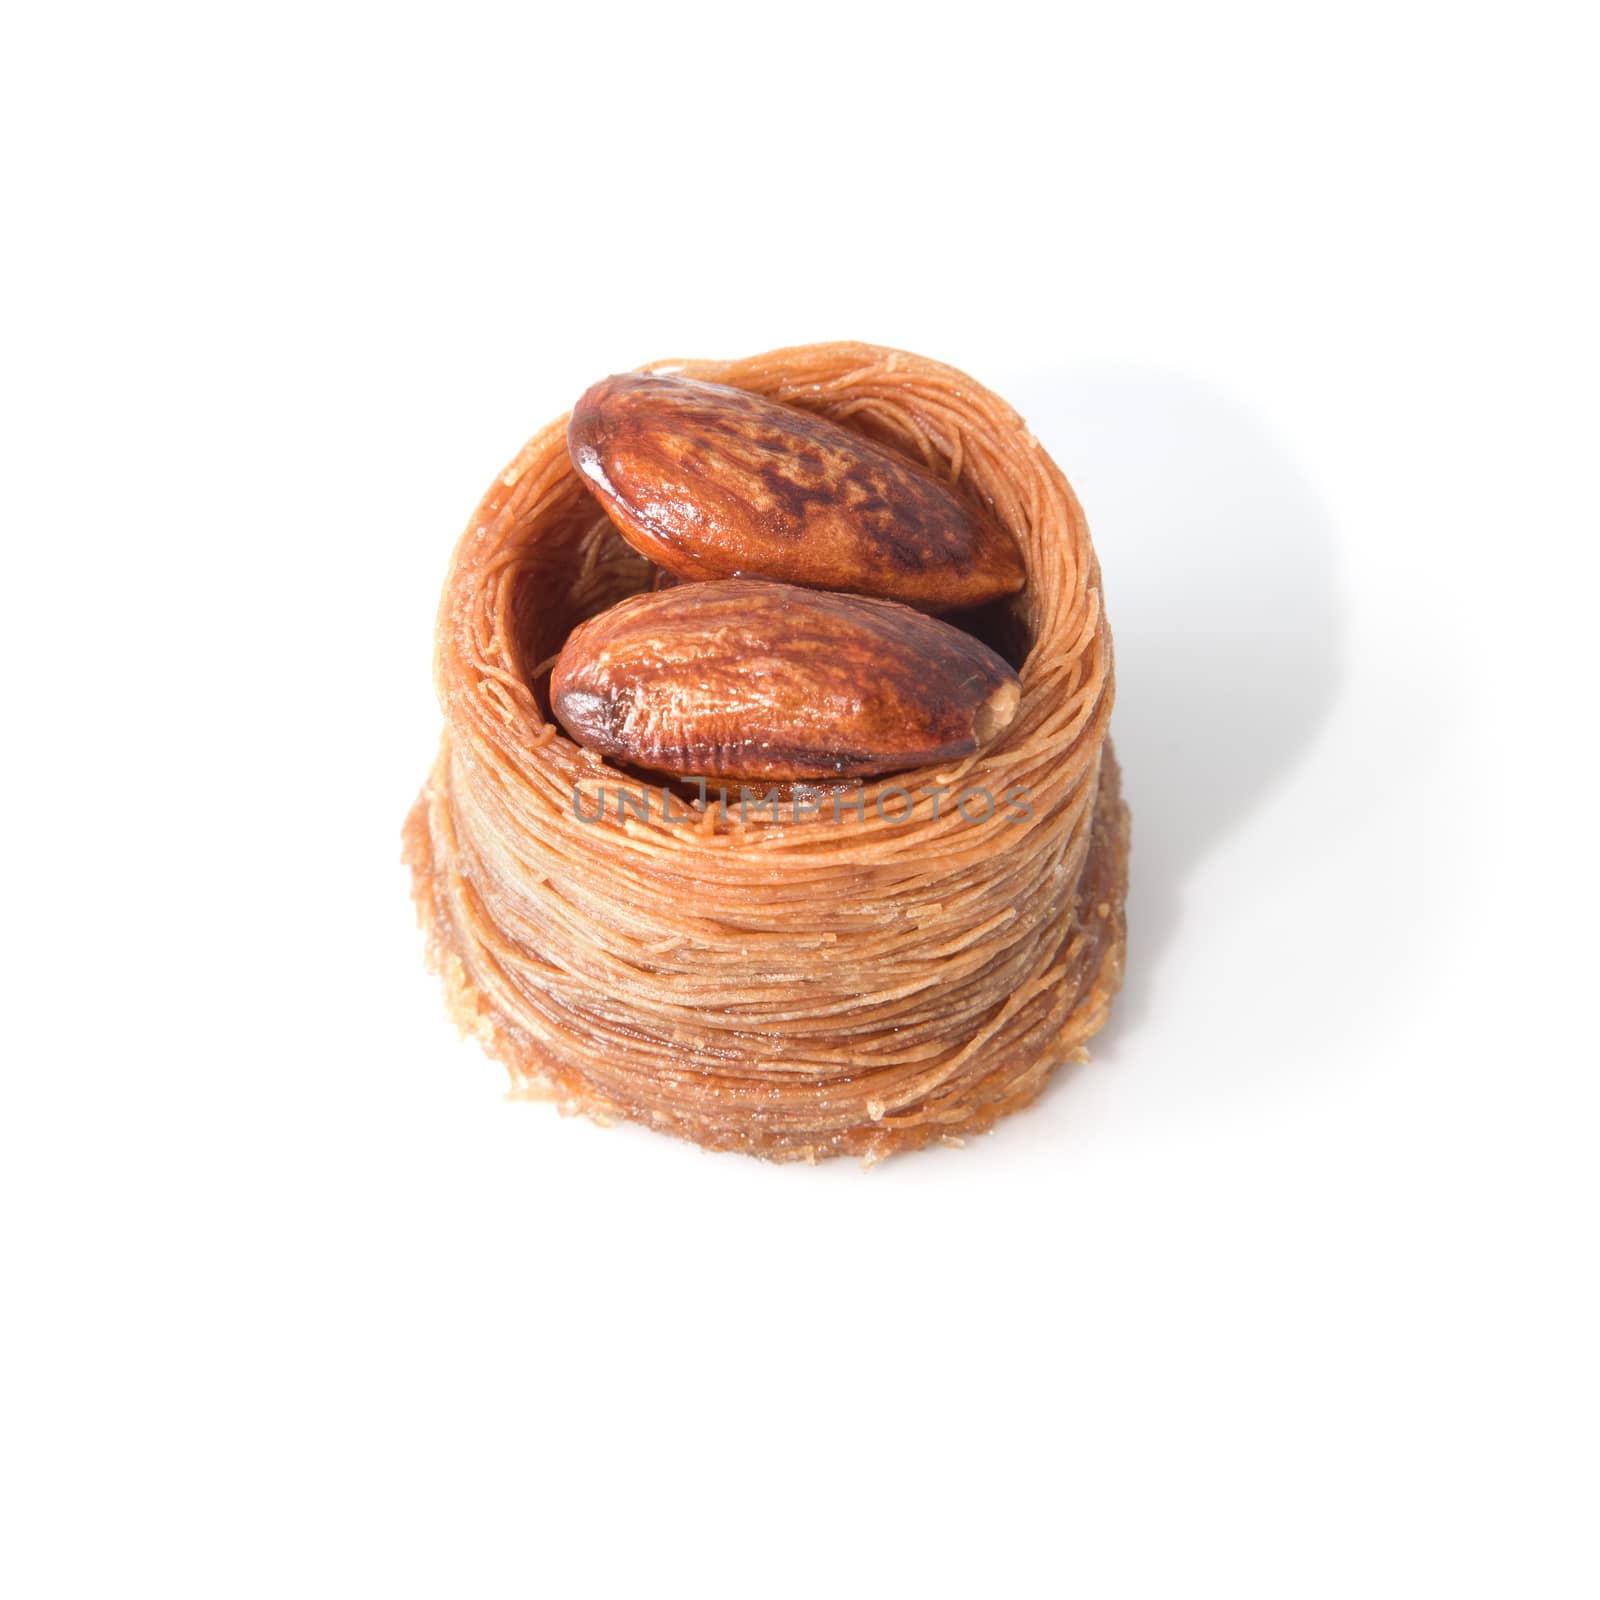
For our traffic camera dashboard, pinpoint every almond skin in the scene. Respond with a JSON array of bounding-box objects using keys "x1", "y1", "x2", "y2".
[
  {"x1": 568, "y1": 372, "x2": 1026, "y2": 612},
  {"x1": 549, "y1": 579, "x2": 1022, "y2": 782}
]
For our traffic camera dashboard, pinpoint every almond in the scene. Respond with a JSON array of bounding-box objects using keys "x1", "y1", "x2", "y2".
[
  {"x1": 568, "y1": 372, "x2": 1026, "y2": 612},
  {"x1": 549, "y1": 579, "x2": 1022, "y2": 781}
]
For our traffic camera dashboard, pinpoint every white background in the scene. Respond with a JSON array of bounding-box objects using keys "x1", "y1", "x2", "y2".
[{"x1": 3, "y1": 4, "x2": 1595, "y2": 1596}]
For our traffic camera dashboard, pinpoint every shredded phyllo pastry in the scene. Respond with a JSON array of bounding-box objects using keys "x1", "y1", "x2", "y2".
[{"x1": 404, "y1": 342, "x2": 1128, "y2": 1161}]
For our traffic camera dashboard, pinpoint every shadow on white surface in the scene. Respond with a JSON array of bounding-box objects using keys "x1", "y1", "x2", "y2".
[{"x1": 1004, "y1": 369, "x2": 1347, "y2": 1052}]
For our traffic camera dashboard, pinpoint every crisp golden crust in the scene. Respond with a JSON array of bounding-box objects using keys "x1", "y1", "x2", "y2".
[
  {"x1": 404, "y1": 741, "x2": 1128, "y2": 1161},
  {"x1": 404, "y1": 341, "x2": 1128, "y2": 1161}
]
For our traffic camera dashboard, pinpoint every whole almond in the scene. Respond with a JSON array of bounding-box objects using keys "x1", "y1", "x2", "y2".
[
  {"x1": 569, "y1": 372, "x2": 1026, "y2": 612},
  {"x1": 549, "y1": 579, "x2": 1022, "y2": 782}
]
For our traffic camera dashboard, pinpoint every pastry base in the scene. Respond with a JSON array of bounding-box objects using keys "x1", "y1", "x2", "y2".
[{"x1": 403, "y1": 744, "x2": 1129, "y2": 1164}]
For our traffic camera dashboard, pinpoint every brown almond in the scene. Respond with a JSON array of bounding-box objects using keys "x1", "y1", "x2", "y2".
[
  {"x1": 568, "y1": 372, "x2": 1026, "y2": 612},
  {"x1": 549, "y1": 579, "x2": 1022, "y2": 782}
]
